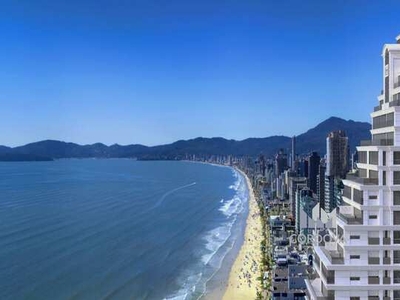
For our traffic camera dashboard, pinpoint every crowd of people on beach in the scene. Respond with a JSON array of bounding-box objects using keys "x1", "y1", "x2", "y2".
[{"x1": 230, "y1": 210, "x2": 262, "y2": 292}]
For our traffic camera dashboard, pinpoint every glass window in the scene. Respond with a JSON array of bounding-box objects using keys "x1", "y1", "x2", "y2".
[
  {"x1": 394, "y1": 191, "x2": 400, "y2": 205},
  {"x1": 394, "y1": 152, "x2": 400, "y2": 165},
  {"x1": 343, "y1": 185, "x2": 351, "y2": 199},
  {"x1": 353, "y1": 189, "x2": 363, "y2": 204},
  {"x1": 369, "y1": 170, "x2": 378, "y2": 179},
  {"x1": 395, "y1": 231, "x2": 400, "y2": 244},
  {"x1": 395, "y1": 172, "x2": 400, "y2": 185},
  {"x1": 358, "y1": 151, "x2": 367, "y2": 164},
  {"x1": 394, "y1": 211, "x2": 400, "y2": 225},
  {"x1": 359, "y1": 168, "x2": 367, "y2": 177},
  {"x1": 369, "y1": 151, "x2": 378, "y2": 165}
]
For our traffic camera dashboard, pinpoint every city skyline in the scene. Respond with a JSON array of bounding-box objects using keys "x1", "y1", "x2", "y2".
[{"x1": 1, "y1": 1, "x2": 400, "y2": 147}]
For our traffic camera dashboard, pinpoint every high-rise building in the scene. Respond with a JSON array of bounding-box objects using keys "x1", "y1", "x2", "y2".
[
  {"x1": 326, "y1": 130, "x2": 349, "y2": 178},
  {"x1": 289, "y1": 177, "x2": 307, "y2": 221},
  {"x1": 306, "y1": 34, "x2": 400, "y2": 300},
  {"x1": 292, "y1": 136, "x2": 297, "y2": 171},
  {"x1": 317, "y1": 163, "x2": 326, "y2": 211},
  {"x1": 308, "y1": 152, "x2": 321, "y2": 193},
  {"x1": 298, "y1": 158, "x2": 309, "y2": 177},
  {"x1": 295, "y1": 187, "x2": 317, "y2": 234},
  {"x1": 275, "y1": 148, "x2": 288, "y2": 177}
]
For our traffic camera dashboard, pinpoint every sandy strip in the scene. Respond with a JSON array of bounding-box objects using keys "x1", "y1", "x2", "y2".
[{"x1": 222, "y1": 169, "x2": 263, "y2": 300}]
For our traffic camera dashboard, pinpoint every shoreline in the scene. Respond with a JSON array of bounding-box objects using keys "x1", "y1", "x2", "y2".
[{"x1": 222, "y1": 168, "x2": 263, "y2": 300}]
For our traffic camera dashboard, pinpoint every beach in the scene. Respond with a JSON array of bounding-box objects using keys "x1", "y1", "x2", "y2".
[{"x1": 222, "y1": 169, "x2": 263, "y2": 300}]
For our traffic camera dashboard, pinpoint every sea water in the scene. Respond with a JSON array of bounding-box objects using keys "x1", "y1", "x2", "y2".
[{"x1": 0, "y1": 159, "x2": 248, "y2": 300}]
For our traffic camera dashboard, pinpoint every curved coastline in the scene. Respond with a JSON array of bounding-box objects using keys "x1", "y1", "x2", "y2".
[
  {"x1": 222, "y1": 168, "x2": 263, "y2": 300},
  {"x1": 198, "y1": 163, "x2": 263, "y2": 300}
]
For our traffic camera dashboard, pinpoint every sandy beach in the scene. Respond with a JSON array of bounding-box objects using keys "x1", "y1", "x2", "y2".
[{"x1": 222, "y1": 169, "x2": 263, "y2": 300}]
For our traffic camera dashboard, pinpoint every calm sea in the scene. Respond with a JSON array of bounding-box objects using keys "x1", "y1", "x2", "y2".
[{"x1": 0, "y1": 159, "x2": 248, "y2": 300}]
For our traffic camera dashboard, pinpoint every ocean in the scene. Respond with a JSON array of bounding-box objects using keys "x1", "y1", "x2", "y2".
[{"x1": 0, "y1": 159, "x2": 249, "y2": 300}]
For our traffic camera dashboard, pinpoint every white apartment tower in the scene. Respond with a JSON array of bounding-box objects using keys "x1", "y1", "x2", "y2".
[{"x1": 306, "y1": 35, "x2": 400, "y2": 300}]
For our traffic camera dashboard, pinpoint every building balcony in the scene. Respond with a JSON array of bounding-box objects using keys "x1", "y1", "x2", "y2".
[
  {"x1": 390, "y1": 99, "x2": 400, "y2": 107},
  {"x1": 368, "y1": 257, "x2": 380, "y2": 265},
  {"x1": 321, "y1": 247, "x2": 344, "y2": 265},
  {"x1": 368, "y1": 276, "x2": 380, "y2": 284},
  {"x1": 305, "y1": 278, "x2": 334, "y2": 300},
  {"x1": 337, "y1": 212, "x2": 364, "y2": 225},
  {"x1": 359, "y1": 139, "x2": 394, "y2": 146},
  {"x1": 394, "y1": 81, "x2": 400, "y2": 89},
  {"x1": 374, "y1": 105, "x2": 382, "y2": 112},
  {"x1": 345, "y1": 174, "x2": 379, "y2": 185}
]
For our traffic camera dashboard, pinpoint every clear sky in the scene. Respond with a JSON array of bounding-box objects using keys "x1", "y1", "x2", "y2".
[{"x1": 1, "y1": 0, "x2": 400, "y2": 147}]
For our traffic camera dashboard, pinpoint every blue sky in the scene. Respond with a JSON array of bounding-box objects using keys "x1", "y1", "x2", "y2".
[{"x1": 1, "y1": 0, "x2": 400, "y2": 146}]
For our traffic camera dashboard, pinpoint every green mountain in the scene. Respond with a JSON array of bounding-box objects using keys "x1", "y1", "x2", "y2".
[{"x1": 0, "y1": 116, "x2": 371, "y2": 161}]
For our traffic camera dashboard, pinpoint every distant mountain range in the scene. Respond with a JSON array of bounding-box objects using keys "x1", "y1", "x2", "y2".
[{"x1": 0, "y1": 117, "x2": 371, "y2": 161}]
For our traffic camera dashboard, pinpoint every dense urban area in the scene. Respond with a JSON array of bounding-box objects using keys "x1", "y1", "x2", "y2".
[{"x1": 188, "y1": 34, "x2": 400, "y2": 300}]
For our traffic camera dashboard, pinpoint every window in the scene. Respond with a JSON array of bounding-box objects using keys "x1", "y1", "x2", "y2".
[
  {"x1": 383, "y1": 171, "x2": 387, "y2": 185},
  {"x1": 395, "y1": 172, "x2": 400, "y2": 185},
  {"x1": 395, "y1": 270, "x2": 400, "y2": 283},
  {"x1": 359, "y1": 168, "x2": 367, "y2": 178},
  {"x1": 350, "y1": 277, "x2": 360, "y2": 281},
  {"x1": 395, "y1": 231, "x2": 400, "y2": 244},
  {"x1": 394, "y1": 191, "x2": 400, "y2": 205},
  {"x1": 372, "y1": 113, "x2": 394, "y2": 129},
  {"x1": 383, "y1": 151, "x2": 387, "y2": 166},
  {"x1": 353, "y1": 189, "x2": 363, "y2": 204},
  {"x1": 373, "y1": 132, "x2": 394, "y2": 145},
  {"x1": 350, "y1": 235, "x2": 360, "y2": 240},
  {"x1": 394, "y1": 211, "x2": 400, "y2": 225},
  {"x1": 395, "y1": 152, "x2": 400, "y2": 165},
  {"x1": 350, "y1": 255, "x2": 360, "y2": 259},
  {"x1": 369, "y1": 195, "x2": 378, "y2": 200},
  {"x1": 369, "y1": 151, "x2": 378, "y2": 165},
  {"x1": 358, "y1": 151, "x2": 367, "y2": 164},
  {"x1": 350, "y1": 297, "x2": 360, "y2": 300},
  {"x1": 369, "y1": 170, "x2": 378, "y2": 179},
  {"x1": 369, "y1": 215, "x2": 378, "y2": 219},
  {"x1": 343, "y1": 186, "x2": 352, "y2": 199}
]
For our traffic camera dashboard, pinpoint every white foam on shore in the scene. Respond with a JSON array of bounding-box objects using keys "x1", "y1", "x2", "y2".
[
  {"x1": 219, "y1": 170, "x2": 246, "y2": 218},
  {"x1": 165, "y1": 168, "x2": 248, "y2": 300},
  {"x1": 201, "y1": 221, "x2": 235, "y2": 265},
  {"x1": 164, "y1": 272, "x2": 203, "y2": 300}
]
